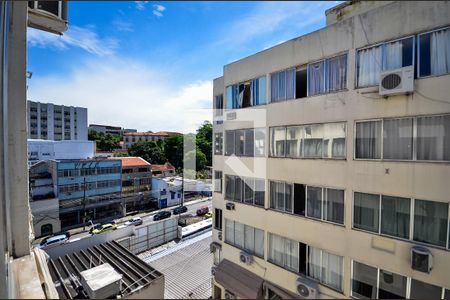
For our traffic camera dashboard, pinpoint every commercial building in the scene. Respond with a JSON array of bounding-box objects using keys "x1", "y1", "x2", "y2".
[
  {"x1": 88, "y1": 123, "x2": 122, "y2": 136},
  {"x1": 27, "y1": 139, "x2": 95, "y2": 165},
  {"x1": 123, "y1": 131, "x2": 181, "y2": 149},
  {"x1": 212, "y1": 1, "x2": 450, "y2": 299},
  {"x1": 30, "y1": 158, "x2": 123, "y2": 229},
  {"x1": 27, "y1": 100, "x2": 88, "y2": 141}
]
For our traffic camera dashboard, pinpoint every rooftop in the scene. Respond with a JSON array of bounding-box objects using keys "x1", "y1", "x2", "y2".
[
  {"x1": 151, "y1": 162, "x2": 175, "y2": 172},
  {"x1": 123, "y1": 131, "x2": 182, "y2": 137},
  {"x1": 112, "y1": 156, "x2": 151, "y2": 168},
  {"x1": 89, "y1": 124, "x2": 122, "y2": 130}
]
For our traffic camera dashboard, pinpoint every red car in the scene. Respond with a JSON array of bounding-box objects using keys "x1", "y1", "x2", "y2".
[{"x1": 196, "y1": 205, "x2": 209, "y2": 216}]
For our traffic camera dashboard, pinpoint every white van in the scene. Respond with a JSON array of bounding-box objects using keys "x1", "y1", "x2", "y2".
[{"x1": 39, "y1": 234, "x2": 68, "y2": 249}]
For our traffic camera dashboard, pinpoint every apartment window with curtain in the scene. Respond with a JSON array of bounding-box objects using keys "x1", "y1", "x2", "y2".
[
  {"x1": 356, "y1": 114, "x2": 450, "y2": 161},
  {"x1": 270, "y1": 68, "x2": 296, "y2": 102},
  {"x1": 214, "y1": 132, "x2": 223, "y2": 155},
  {"x1": 225, "y1": 219, "x2": 264, "y2": 258},
  {"x1": 307, "y1": 53, "x2": 347, "y2": 96},
  {"x1": 214, "y1": 94, "x2": 223, "y2": 116},
  {"x1": 268, "y1": 233, "x2": 344, "y2": 292},
  {"x1": 356, "y1": 36, "x2": 414, "y2": 88},
  {"x1": 418, "y1": 27, "x2": 450, "y2": 77},
  {"x1": 354, "y1": 192, "x2": 450, "y2": 248},
  {"x1": 214, "y1": 171, "x2": 222, "y2": 193},
  {"x1": 270, "y1": 122, "x2": 346, "y2": 159},
  {"x1": 225, "y1": 76, "x2": 267, "y2": 109},
  {"x1": 214, "y1": 208, "x2": 222, "y2": 230},
  {"x1": 225, "y1": 128, "x2": 266, "y2": 157},
  {"x1": 225, "y1": 175, "x2": 265, "y2": 207}
]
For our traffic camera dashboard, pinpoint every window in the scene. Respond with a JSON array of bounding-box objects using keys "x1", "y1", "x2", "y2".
[
  {"x1": 214, "y1": 171, "x2": 222, "y2": 193},
  {"x1": 225, "y1": 219, "x2": 264, "y2": 257},
  {"x1": 251, "y1": 76, "x2": 267, "y2": 106},
  {"x1": 416, "y1": 115, "x2": 450, "y2": 161},
  {"x1": 352, "y1": 261, "x2": 377, "y2": 298},
  {"x1": 324, "y1": 188, "x2": 344, "y2": 224},
  {"x1": 214, "y1": 208, "x2": 222, "y2": 230},
  {"x1": 378, "y1": 269, "x2": 407, "y2": 298},
  {"x1": 355, "y1": 120, "x2": 382, "y2": 159},
  {"x1": 357, "y1": 36, "x2": 414, "y2": 87},
  {"x1": 306, "y1": 186, "x2": 322, "y2": 219},
  {"x1": 244, "y1": 129, "x2": 254, "y2": 156},
  {"x1": 214, "y1": 94, "x2": 223, "y2": 116},
  {"x1": 214, "y1": 133, "x2": 223, "y2": 155},
  {"x1": 354, "y1": 192, "x2": 380, "y2": 233},
  {"x1": 295, "y1": 67, "x2": 308, "y2": 99},
  {"x1": 308, "y1": 61, "x2": 325, "y2": 96},
  {"x1": 225, "y1": 175, "x2": 234, "y2": 200},
  {"x1": 327, "y1": 54, "x2": 347, "y2": 92},
  {"x1": 271, "y1": 68, "x2": 295, "y2": 102},
  {"x1": 270, "y1": 127, "x2": 286, "y2": 157},
  {"x1": 383, "y1": 118, "x2": 413, "y2": 160},
  {"x1": 225, "y1": 128, "x2": 265, "y2": 157},
  {"x1": 225, "y1": 130, "x2": 235, "y2": 156},
  {"x1": 225, "y1": 175, "x2": 264, "y2": 207},
  {"x1": 268, "y1": 233, "x2": 300, "y2": 273},
  {"x1": 270, "y1": 181, "x2": 292, "y2": 213},
  {"x1": 419, "y1": 27, "x2": 450, "y2": 77},
  {"x1": 293, "y1": 184, "x2": 306, "y2": 216},
  {"x1": 410, "y1": 279, "x2": 443, "y2": 299},
  {"x1": 226, "y1": 76, "x2": 267, "y2": 109},
  {"x1": 271, "y1": 123, "x2": 346, "y2": 159},
  {"x1": 254, "y1": 178, "x2": 265, "y2": 207},
  {"x1": 380, "y1": 196, "x2": 410, "y2": 239},
  {"x1": 254, "y1": 128, "x2": 265, "y2": 157},
  {"x1": 413, "y1": 199, "x2": 448, "y2": 247}
]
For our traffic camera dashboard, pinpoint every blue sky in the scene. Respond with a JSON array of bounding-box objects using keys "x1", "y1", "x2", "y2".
[{"x1": 27, "y1": 1, "x2": 339, "y2": 133}]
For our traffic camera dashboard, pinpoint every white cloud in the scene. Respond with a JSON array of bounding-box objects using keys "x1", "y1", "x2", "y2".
[
  {"x1": 112, "y1": 19, "x2": 133, "y2": 32},
  {"x1": 152, "y1": 4, "x2": 166, "y2": 17},
  {"x1": 135, "y1": 1, "x2": 149, "y2": 11},
  {"x1": 27, "y1": 25, "x2": 118, "y2": 56},
  {"x1": 27, "y1": 58, "x2": 212, "y2": 134}
]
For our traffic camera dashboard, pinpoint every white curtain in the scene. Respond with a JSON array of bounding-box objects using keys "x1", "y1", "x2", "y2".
[
  {"x1": 254, "y1": 229, "x2": 264, "y2": 257},
  {"x1": 285, "y1": 183, "x2": 293, "y2": 213},
  {"x1": 307, "y1": 186, "x2": 322, "y2": 219},
  {"x1": 308, "y1": 61, "x2": 325, "y2": 96},
  {"x1": 286, "y1": 68, "x2": 296, "y2": 100},
  {"x1": 322, "y1": 252, "x2": 343, "y2": 291},
  {"x1": 383, "y1": 118, "x2": 413, "y2": 160},
  {"x1": 380, "y1": 196, "x2": 410, "y2": 239},
  {"x1": 269, "y1": 233, "x2": 285, "y2": 266},
  {"x1": 234, "y1": 222, "x2": 245, "y2": 248},
  {"x1": 285, "y1": 238, "x2": 299, "y2": 272},
  {"x1": 308, "y1": 247, "x2": 321, "y2": 280},
  {"x1": 431, "y1": 28, "x2": 450, "y2": 75},
  {"x1": 328, "y1": 54, "x2": 347, "y2": 92},
  {"x1": 225, "y1": 219, "x2": 234, "y2": 244},
  {"x1": 383, "y1": 41, "x2": 403, "y2": 70},
  {"x1": 244, "y1": 225, "x2": 255, "y2": 253},
  {"x1": 357, "y1": 45, "x2": 382, "y2": 87},
  {"x1": 355, "y1": 121, "x2": 382, "y2": 159},
  {"x1": 323, "y1": 123, "x2": 346, "y2": 158},
  {"x1": 270, "y1": 127, "x2": 286, "y2": 157},
  {"x1": 416, "y1": 115, "x2": 450, "y2": 161}
]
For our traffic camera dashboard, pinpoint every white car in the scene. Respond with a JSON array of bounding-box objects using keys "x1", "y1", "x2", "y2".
[
  {"x1": 124, "y1": 217, "x2": 143, "y2": 227},
  {"x1": 39, "y1": 234, "x2": 68, "y2": 249}
]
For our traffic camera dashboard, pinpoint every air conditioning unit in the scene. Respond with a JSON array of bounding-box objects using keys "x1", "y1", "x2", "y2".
[
  {"x1": 28, "y1": 1, "x2": 68, "y2": 35},
  {"x1": 296, "y1": 275, "x2": 319, "y2": 299},
  {"x1": 211, "y1": 266, "x2": 217, "y2": 276},
  {"x1": 226, "y1": 202, "x2": 235, "y2": 210},
  {"x1": 218, "y1": 231, "x2": 223, "y2": 241},
  {"x1": 239, "y1": 251, "x2": 253, "y2": 265},
  {"x1": 210, "y1": 244, "x2": 217, "y2": 253},
  {"x1": 411, "y1": 246, "x2": 433, "y2": 273},
  {"x1": 224, "y1": 290, "x2": 236, "y2": 299},
  {"x1": 379, "y1": 66, "x2": 414, "y2": 96}
]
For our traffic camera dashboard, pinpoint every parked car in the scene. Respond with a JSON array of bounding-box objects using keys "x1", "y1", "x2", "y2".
[
  {"x1": 91, "y1": 223, "x2": 117, "y2": 235},
  {"x1": 89, "y1": 223, "x2": 102, "y2": 234},
  {"x1": 39, "y1": 234, "x2": 68, "y2": 248},
  {"x1": 204, "y1": 212, "x2": 212, "y2": 219},
  {"x1": 153, "y1": 211, "x2": 171, "y2": 221},
  {"x1": 125, "y1": 217, "x2": 143, "y2": 227},
  {"x1": 172, "y1": 205, "x2": 188, "y2": 215},
  {"x1": 196, "y1": 205, "x2": 209, "y2": 216}
]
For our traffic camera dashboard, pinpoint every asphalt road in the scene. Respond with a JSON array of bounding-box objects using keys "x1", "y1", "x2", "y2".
[{"x1": 67, "y1": 197, "x2": 212, "y2": 241}]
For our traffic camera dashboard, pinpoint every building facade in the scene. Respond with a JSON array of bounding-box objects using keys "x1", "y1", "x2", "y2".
[
  {"x1": 27, "y1": 139, "x2": 95, "y2": 165},
  {"x1": 152, "y1": 162, "x2": 176, "y2": 178},
  {"x1": 88, "y1": 123, "x2": 122, "y2": 136},
  {"x1": 27, "y1": 100, "x2": 88, "y2": 141},
  {"x1": 212, "y1": 1, "x2": 450, "y2": 299},
  {"x1": 123, "y1": 131, "x2": 181, "y2": 149}
]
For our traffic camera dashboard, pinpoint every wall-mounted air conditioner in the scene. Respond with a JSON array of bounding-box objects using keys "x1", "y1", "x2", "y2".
[
  {"x1": 411, "y1": 246, "x2": 433, "y2": 273},
  {"x1": 239, "y1": 251, "x2": 253, "y2": 265},
  {"x1": 224, "y1": 290, "x2": 236, "y2": 299},
  {"x1": 218, "y1": 231, "x2": 222, "y2": 241},
  {"x1": 379, "y1": 66, "x2": 414, "y2": 96},
  {"x1": 28, "y1": 1, "x2": 68, "y2": 35},
  {"x1": 225, "y1": 202, "x2": 235, "y2": 210},
  {"x1": 296, "y1": 275, "x2": 319, "y2": 299}
]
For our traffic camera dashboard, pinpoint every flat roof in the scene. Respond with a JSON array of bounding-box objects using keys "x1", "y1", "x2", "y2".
[
  {"x1": 47, "y1": 240, "x2": 164, "y2": 299},
  {"x1": 112, "y1": 156, "x2": 151, "y2": 167}
]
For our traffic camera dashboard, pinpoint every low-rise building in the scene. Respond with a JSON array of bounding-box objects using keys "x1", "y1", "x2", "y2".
[
  {"x1": 27, "y1": 139, "x2": 95, "y2": 165},
  {"x1": 152, "y1": 162, "x2": 176, "y2": 178},
  {"x1": 123, "y1": 131, "x2": 181, "y2": 149}
]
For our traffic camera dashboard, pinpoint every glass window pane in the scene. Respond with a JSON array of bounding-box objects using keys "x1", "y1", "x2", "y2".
[
  {"x1": 254, "y1": 128, "x2": 265, "y2": 157},
  {"x1": 308, "y1": 246, "x2": 321, "y2": 281},
  {"x1": 354, "y1": 192, "x2": 380, "y2": 233},
  {"x1": 225, "y1": 130, "x2": 235, "y2": 156},
  {"x1": 286, "y1": 126, "x2": 303, "y2": 158},
  {"x1": 293, "y1": 184, "x2": 306, "y2": 216},
  {"x1": 414, "y1": 199, "x2": 448, "y2": 247},
  {"x1": 303, "y1": 124, "x2": 323, "y2": 158},
  {"x1": 235, "y1": 130, "x2": 245, "y2": 156},
  {"x1": 254, "y1": 228, "x2": 264, "y2": 257},
  {"x1": 285, "y1": 238, "x2": 299, "y2": 272},
  {"x1": 307, "y1": 186, "x2": 322, "y2": 219},
  {"x1": 225, "y1": 219, "x2": 234, "y2": 244},
  {"x1": 226, "y1": 86, "x2": 233, "y2": 109},
  {"x1": 327, "y1": 54, "x2": 347, "y2": 92},
  {"x1": 383, "y1": 118, "x2": 413, "y2": 160},
  {"x1": 254, "y1": 179, "x2": 265, "y2": 207},
  {"x1": 234, "y1": 177, "x2": 242, "y2": 202},
  {"x1": 325, "y1": 188, "x2": 344, "y2": 224},
  {"x1": 322, "y1": 251, "x2": 343, "y2": 292},
  {"x1": 244, "y1": 225, "x2": 255, "y2": 253},
  {"x1": 308, "y1": 61, "x2": 325, "y2": 96},
  {"x1": 286, "y1": 68, "x2": 296, "y2": 100},
  {"x1": 428, "y1": 28, "x2": 450, "y2": 76},
  {"x1": 269, "y1": 233, "x2": 284, "y2": 266},
  {"x1": 225, "y1": 175, "x2": 234, "y2": 200},
  {"x1": 378, "y1": 269, "x2": 407, "y2": 299},
  {"x1": 234, "y1": 222, "x2": 245, "y2": 248},
  {"x1": 244, "y1": 177, "x2": 254, "y2": 205},
  {"x1": 323, "y1": 123, "x2": 346, "y2": 158},
  {"x1": 355, "y1": 121, "x2": 382, "y2": 159},
  {"x1": 244, "y1": 129, "x2": 254, "y2": 156},
  {"x1": 352, "y1": 261, "x2": 377, "y2": 299},
  {"x1": 285, "y1": 183, "x2": 293, "y2": 213},
  {"x1": 381, "y1": 196, "x2": 410, "y2": 239},
  {"x1": 416, "y1": 115, "x2": 450, "y2": 161},
  {"x1": 270, "y1": 127, "x2": 286, "y2": 157},
  {"x1": 410, "y1": 279, "x2": 443, "y2": 299},
  {"x1": 357, "y1": 45, "x2": 382, "y2": 87}
]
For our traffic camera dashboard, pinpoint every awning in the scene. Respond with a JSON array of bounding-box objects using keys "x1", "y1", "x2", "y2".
[{"x1": 214, "y1": 259, "x2": 264, "y2": 299}]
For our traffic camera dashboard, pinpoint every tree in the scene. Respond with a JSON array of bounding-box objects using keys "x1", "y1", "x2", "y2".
[
  {"x1": 128, "y1": 141, "x2": 166, "y2": 164},
  {"x1": 184, "y1": 149, "x2": 207, "y2": 178},
  {"x1": 88, "y1": 131, "x2": 120, "y2": 152},
  {"x1": 196, "y1": 121, "x2": 212, "y2": 166},
  {"x1": 164, "y1": 135, "x2": 184, "y2": 169}
]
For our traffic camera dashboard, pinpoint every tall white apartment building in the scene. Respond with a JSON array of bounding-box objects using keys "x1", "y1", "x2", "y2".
[
  {"x1": 27, "y1": 100, "x2": 88, "y2": 140},
  {"x1": 211, "y1": 1, "x2": 450, "y2": 299}
]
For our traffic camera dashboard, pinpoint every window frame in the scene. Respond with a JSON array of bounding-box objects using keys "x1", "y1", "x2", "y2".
[
  {"x1": 417, "y1": 25, "x2": 450, "y2": 79},
  {"x1": 224, "y1": 219, "x2": 264, "y2": 258},
  {"x1": 225, "y1": 73, "x2": 268, "y2": 110}
]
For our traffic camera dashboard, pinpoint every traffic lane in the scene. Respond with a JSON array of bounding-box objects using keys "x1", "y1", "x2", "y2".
[{"x1": 140, "y1": 200, "x2": 212, "y2": 225}]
